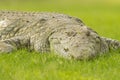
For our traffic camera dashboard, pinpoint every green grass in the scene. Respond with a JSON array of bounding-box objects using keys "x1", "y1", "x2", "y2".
[
  {"x1": 0, "y1": 0, "x2": 120, "y2": 80},
  {"x1": 0, "y1": 50, "x2": 120, "y2": 80}
]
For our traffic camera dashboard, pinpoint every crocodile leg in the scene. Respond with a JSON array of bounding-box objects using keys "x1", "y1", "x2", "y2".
[{"x1": 0, "y1": 36, "x2": 30, "y2": 53}]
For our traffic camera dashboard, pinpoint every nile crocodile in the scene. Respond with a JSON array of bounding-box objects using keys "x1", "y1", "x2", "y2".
[{"x1": 0, "y1": 11, "x2": 120, "y2": 60}]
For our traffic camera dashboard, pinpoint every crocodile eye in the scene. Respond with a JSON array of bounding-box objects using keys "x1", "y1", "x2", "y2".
[{"x1": 40, "y1": 18, "x2": 46, "y2": 22}]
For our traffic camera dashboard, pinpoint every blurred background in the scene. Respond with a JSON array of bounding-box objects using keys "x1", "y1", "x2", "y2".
[{"x1": 0, "y1": 0, "x2": 120, "y2": 39}]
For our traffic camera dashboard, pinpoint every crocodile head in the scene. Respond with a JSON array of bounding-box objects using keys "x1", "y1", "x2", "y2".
[{"x1": 49, "y1": 25, "x2": 102, "y2": 60}]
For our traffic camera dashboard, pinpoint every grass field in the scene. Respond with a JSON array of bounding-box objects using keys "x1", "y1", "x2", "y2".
[{"x1": 0, "y1": 0, "x2": 120, "y2": 80}]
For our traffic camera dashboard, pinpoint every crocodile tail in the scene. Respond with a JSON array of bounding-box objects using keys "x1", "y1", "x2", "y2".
[{"x1": 101, "y1": 37, "x2": 120, "y2": 50}]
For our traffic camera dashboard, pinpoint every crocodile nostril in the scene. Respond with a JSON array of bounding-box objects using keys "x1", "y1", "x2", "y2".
[
  {"x1": 64, "y1": 48, "x2": 69, "y2": 52},
  {"x1": 86, "y1": 31, "x2": 90, "y2": 36},
  {"x1": 26, "y1": 20, "x2": 29, "y2": 23}
]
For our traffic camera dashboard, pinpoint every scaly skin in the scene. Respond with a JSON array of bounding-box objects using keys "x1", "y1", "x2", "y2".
[{"x1": 0, "y1": 11, "x2": 120, "y2": 60}]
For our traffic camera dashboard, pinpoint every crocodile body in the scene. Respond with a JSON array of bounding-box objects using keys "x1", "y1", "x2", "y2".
[{"x1": 0, "y1": 11, "x2": 120, "y2": 60}]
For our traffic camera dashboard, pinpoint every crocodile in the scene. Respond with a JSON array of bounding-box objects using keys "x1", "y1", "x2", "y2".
[{"x1": 0, "y1": 11, "x2": 120, "y2": 60}]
